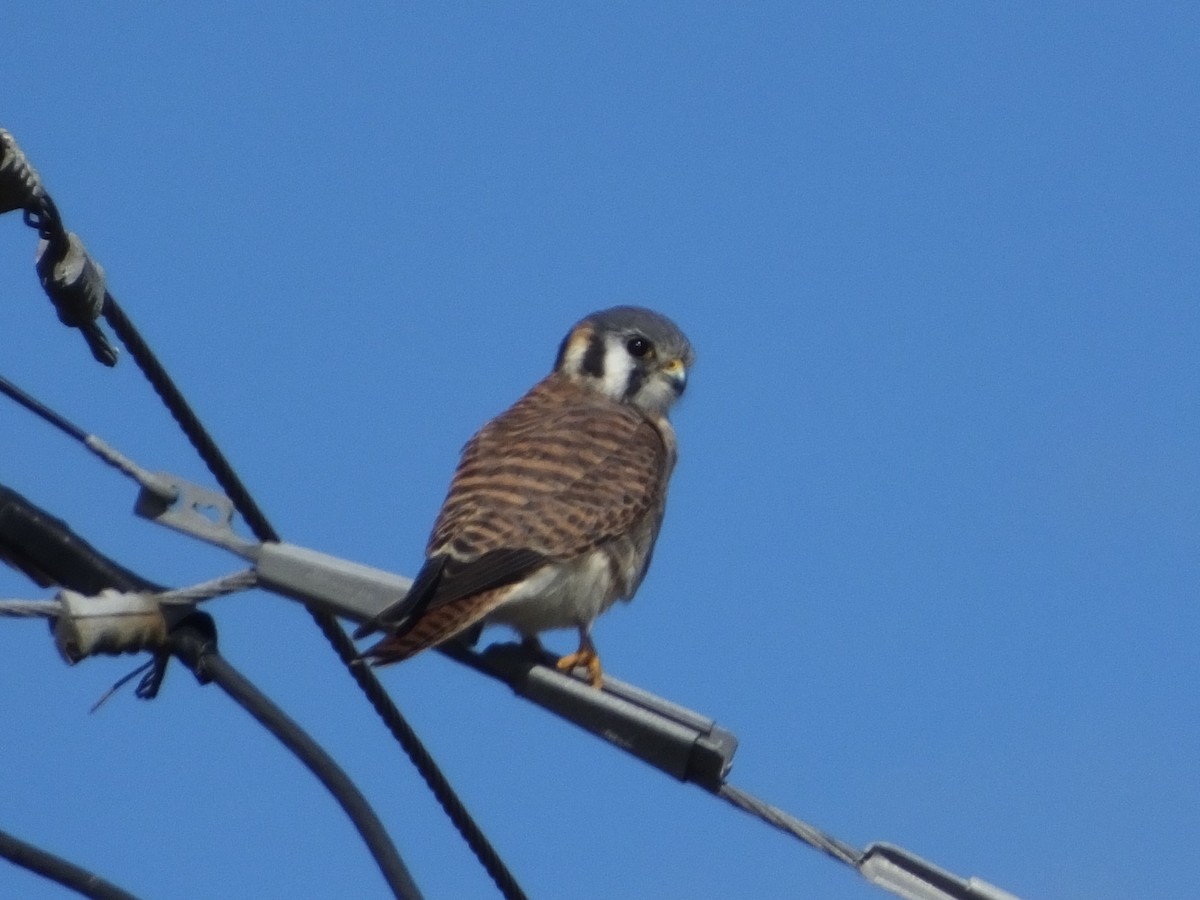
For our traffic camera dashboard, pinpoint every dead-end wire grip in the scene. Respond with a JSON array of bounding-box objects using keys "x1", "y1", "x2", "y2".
[
  {"x1": 132, "y1": 473, "x2": 257, "y2": 558},
  {"x1": 1, "y1": 127, "x2": 118, "y2": 365}
]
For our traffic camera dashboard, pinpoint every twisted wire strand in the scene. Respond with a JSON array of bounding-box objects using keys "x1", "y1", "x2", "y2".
[
  {"x1": 0, "y1": 599, "x2": 60, "y2": 618},
  {"x1": 0, "y1": 570, "x2": 259, "y2": 619},
  {"x1": 153, "y1": 569, "x2": 257, "y2": 605},
  {"x1": 718, "y1": 783, "x2": 863, "y2": 869}
]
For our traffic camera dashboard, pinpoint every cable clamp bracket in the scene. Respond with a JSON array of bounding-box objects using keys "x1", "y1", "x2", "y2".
[
  {"x1": 441, "y1": 641, "x2": 739, "y2": 790},
  {"x1": 133, "y1": 474, "x2": 258, "y2": 558},
  {"x1": 859, "y1": 843, "x2": 1022, "y2": 900}
]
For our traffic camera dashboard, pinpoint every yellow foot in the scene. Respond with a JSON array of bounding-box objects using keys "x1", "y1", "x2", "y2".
[{"x1": 555, "y1": 649, "x2": 604, "y2": 689}]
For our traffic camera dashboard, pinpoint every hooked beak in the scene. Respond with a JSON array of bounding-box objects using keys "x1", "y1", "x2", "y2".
[{"x1": 662, "y1": 357, "x2": 687, "y2": 395}]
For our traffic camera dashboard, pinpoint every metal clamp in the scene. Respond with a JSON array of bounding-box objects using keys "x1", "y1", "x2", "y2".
[
  {"x1": 860, "y1": 843, "x2": 1022, "y2": 900},
  {"x1": 442, "y1": 641, "x2": 738, "y2": 790},
  {"x1": 134, "y1": 475, "x2": 257, "y2": 557},
  {"x1": 36, "y1": 232, "x2": 106, "y2": 327},
  {"x1": 255, "y1": 541, "x2": 412, "y2": 623}
]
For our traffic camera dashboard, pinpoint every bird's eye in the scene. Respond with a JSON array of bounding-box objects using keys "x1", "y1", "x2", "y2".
[{"x1": 626, "y1": 336, "x2": 652, "y2": 358}]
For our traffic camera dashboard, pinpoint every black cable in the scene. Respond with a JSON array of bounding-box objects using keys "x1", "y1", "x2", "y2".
[
  {"x1": 3, "y1": 139, "x2": 524, "y2": 895},
  {"x1": 339, "y1": 650, "x2": 530, "y2": 900},
  {"x1": 0, "y1": 366, "x2": 527, "y2": 897},
  {"x1": 0, "y1": 826, "x2": 140, "y2": 900},
  {"x1": 0, "y1": 484, "x2": 421, "y2": 897},
  {"x1": 23, "y1": 189, "x2": 66, "y2": 254},
  {"x1": 98, "y1": 295, "x2": 528, "y2": 900},
  {"x1": 0, "y1": 375, "x2": 88, "y2": 443},
  {"x1": 0, "y1": 484, "x2": 159, "y2": 594},
  {"x1": 100, "y1": 297, "x2": 278, "y2": 542},
  {"x1": 168, "y1": 617, "x2": 423, "y2": 900}
]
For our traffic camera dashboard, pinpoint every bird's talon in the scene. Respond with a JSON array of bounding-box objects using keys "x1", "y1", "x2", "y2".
[
  {"x1": 554, "y1": 650, "x2": 584, "y2": 672},
  {"x1": 555, "y1": 649, "x2": 604, "y2": 689},
  {"x1": 586, "y1": 656, "x2": 604, "y2": 690}
]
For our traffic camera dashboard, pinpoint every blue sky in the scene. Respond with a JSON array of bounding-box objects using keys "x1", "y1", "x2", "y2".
[{"x1": 2, "y1": 5, "x2": 1197, "y2": 899}]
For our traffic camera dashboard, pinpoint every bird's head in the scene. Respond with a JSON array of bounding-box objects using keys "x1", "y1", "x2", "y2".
[{"x1": 554, "y1": 306, "x2": 695, "y2": 416}]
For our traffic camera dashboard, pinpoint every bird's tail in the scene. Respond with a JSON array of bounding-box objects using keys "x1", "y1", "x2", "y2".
[{"x1": 359, "y1": 589, "x2": 507, "y2": 666}]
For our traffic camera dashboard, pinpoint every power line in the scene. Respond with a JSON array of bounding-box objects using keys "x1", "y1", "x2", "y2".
[
  {"x1": 0, "y1": 827, "x2": 139, "y2": 900},
  {"x1": 1, "y1": 128, "x2": 1023, "y2": 900},
  {"x1": 1, "y1": 126, "x2": 528, "y2": 900},
  {"x1": 0, "y1": 379, "x2": 1025, "y2": 900},
  {"x1": 0, "y1": 483, "x2": 421, "y2": 898},
  {"x1": 0, "y1": 598, "x2": 60, "y2": 618},
  {"x1": 0, "y1": 570, "x2": 258, "y2": 618},
  {"x1": 168, "y1": 615, "x2": 425, "y2": 900},
  {"x1": 717, "y1": 783, "x2": 862, "y2": 867}
]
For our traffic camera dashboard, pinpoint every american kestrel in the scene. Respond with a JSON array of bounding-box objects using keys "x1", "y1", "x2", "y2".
[{"x1": 357, "y1": 306, "x2": 694, "y2": 688}]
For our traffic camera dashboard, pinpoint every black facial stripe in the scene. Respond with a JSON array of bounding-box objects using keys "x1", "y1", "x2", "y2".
[
  {"x1": 623, "y1": 366, "x2": 646, "y2": 400},
  {"x1": 581, "y1": 334, "x2": 606, "y2": 377}
]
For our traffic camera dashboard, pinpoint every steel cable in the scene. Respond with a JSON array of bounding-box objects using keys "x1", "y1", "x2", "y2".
[
  {"x1": 99, "y1": 294, "x2": 526, "y2": 899},
  {"x1": 718, "y1": 783, "x2": 863, "y2": 868}
]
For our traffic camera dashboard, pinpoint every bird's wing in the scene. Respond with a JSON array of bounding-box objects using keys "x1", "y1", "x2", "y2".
[
  {"x1": 426, "y1": 376, "x2": 670, "y2": 583},
  {"x1": 354, "y1": 546, "x2": 544, "y2": 639}
]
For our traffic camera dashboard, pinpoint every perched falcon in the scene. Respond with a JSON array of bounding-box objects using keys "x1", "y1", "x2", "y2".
[{"x1": 357, "y1": 306, "x2": 694, "y2": 687}]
